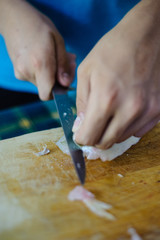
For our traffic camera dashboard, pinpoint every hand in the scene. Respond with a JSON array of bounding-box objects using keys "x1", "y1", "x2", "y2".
[
  {"x1": 73, "y1": 0, "x2": 160, "y2": 149},
  {"x1": 0, "y1": 0, "x2": 76, "y2": 100}
]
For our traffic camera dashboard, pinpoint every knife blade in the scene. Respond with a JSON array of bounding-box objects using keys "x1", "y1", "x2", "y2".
[{"x1": 52, "y1": 85, "x2": 86, "y2": 185}]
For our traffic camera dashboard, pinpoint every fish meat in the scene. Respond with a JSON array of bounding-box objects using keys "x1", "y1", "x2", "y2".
[
  {"x1": 56, "y1": 135, "x2": 140, "y2": 161},
  {"x1": 68, "y1": 186, "x2": 94, "y2": 201},
  {"x1": 68, "y1": 186, "x2": 115, "y2": 220},
  {"x1": 34, "y1": 145, "x2": 50, "y2": 156},
  {"x1": 128, "y1": 228, "x2": 142, "y2": 240},
  {"x1": 81, "y1": 136, "x2": 140, "y2": 161},
  {"x1": 117, "y1": 173, "x2": 124, "y2": 178},
  {"x1": 56, "y1": 136, "x2": 70, "y2": 155}
]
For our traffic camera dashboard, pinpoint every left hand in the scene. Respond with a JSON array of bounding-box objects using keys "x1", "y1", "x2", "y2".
[
  {"x1": 0, "y1": 0, "x2": 76, "y2": 101},
  {"x1": 73, "y1": 0, "x2": 160, "y2": 149}
]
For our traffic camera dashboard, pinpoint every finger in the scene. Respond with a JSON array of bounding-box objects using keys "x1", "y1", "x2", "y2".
[
  {"x1": 134, "y1": 117, "x2": 160, "y2": 137},
  {"x1": 97, "y1": 96, "x2": 144, "y2": 149},
  {"x1": 67, "y1": 52, "x2": 76, "y2": 82},
  {"x1": 72, "y1": 63, "x2": 90, "y2": 133},
  {"x1": 72, "y1": 112, "x2": 85, "y2": 133},
  {"x1": 35, "y1": 54, "x2": 56, "y2": 101},
  {"x1": 76, "y1": 62, "x2": 90, "y2": 115},
  {"x1": 75, "y1": 81, "x2": 117, "y2": 146},
  {"x1": 118, "y1": 98, "x2": 159, "y2": 141},
  {"x1": 55, "y1": 34, "x2": 76, "y2": 86}
]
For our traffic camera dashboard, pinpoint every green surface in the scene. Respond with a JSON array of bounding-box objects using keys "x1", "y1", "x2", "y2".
[{"x1": 0, "y1": 96, "x2": 76, "y2": 140}]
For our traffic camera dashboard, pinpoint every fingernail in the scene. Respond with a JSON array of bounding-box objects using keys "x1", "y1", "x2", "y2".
[
  {"x1": 74, "y1": 132, "x2": 80, "y2": 144},
  {"x1": 72, "y1": 112, "x2": 84, "y2": 133},
  {"x1": 61, "y1": 72, "x2": 70, "y2": 85},
  {"x1": 105, "y1": 143, "x2": 112, "y2": 149},
  {"x1": 72, "y1": 116, "x2": 81, "y2": 132}
]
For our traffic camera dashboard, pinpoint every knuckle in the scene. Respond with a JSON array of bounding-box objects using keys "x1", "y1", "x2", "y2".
[
  {"x1": 14, "y1": 60, "x2": 27, "y2": 80},
  {"x1": 106, "y1": 88, "x2": 118, "y2": 105},
  {"x1": 32, "y1": 44, "x2": 55, "y2": 71},
  {"x1": 32, "y1": 55, "x2": 43, "y2": 71}
]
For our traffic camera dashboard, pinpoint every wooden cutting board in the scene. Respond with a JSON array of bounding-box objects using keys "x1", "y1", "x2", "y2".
[{"x1": 0, "y1": 124, "x2": 160, "y2": 240}]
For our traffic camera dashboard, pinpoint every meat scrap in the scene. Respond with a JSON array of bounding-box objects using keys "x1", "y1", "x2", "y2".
[
  {"x1": 68, "y1": 186, "x2": 115, "y2": 220},
  {"x1": 34, "y1": 145, "x2": 50, "y2": 156},
  {"x1": 117, "y1": 173, "x2": 124, "y2": 178},
  {"x1": 128, "y1": 228, "x2": 142, "y2": 240}
]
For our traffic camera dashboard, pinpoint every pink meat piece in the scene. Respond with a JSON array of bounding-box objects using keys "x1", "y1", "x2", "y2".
[
  {"x1": 68, "y1": 186, "x2": 115, "y2": 220},
  {"x1": 68, "y1": 186, "x2": 95, "y2": 201}
]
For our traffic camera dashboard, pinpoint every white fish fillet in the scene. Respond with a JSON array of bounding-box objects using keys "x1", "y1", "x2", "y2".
[
  {"x1": 68, "y1": 186, "x2": 115, "y2": 220},
  {"x1": 56, "y1": 135, "x2": 140, "y2": 161},
  {"x1": 34, "y1": 145, "x2": 50, "y2": 156}
]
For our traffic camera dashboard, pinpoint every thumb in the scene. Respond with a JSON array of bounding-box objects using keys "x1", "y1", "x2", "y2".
[
  {"x1": 72, "y1": 112, "x2": 85, "y2": 133},
  {"x1": 55, "y1": 35, "x2": 76, "y2": 87}
]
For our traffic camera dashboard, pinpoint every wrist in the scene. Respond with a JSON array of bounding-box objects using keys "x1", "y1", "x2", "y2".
[{"x1": 117, "y1": 0, "x2": 160, "y2": 48}]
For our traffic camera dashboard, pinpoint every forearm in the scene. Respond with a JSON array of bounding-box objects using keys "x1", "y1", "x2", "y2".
[
  {"x1": 139, "y1": 0, "x2": 160, "y2": 32},
  {"x1": 0, "y1": 0, "x2": 22, "y2": 34},
  {"x1": 0, "y1": 0, "x2": 35, "y2": 37},
  {"x1": 121, "y1": 0, "x2": 160, "y2": 37},
  {"x1": 113, "y1": 0, "x2": 160, "y2": 63},
  {"x1": 140, "y1": 0, "x2": 160, "y2": 18}
]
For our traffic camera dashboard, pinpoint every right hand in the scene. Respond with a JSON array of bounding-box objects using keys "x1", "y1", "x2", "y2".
[
  {"x1": 1, "y1": 0, "x2": 76, "y2": 100},
  {"x1": 73, "y1": 0, "x2": 160, "y2": 149}
]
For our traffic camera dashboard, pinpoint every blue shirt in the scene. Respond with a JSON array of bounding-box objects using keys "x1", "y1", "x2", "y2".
[{"x1": 0, "y1": 0, "x2": 139, "y2": 93}]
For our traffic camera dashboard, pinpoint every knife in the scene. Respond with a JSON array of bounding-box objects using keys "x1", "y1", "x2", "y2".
[{"x1": 52, "y1": 85, "x2": 86, "y2": 185}]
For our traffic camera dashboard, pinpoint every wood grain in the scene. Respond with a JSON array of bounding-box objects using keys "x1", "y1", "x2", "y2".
[{"x1": 0, "y1": 124, "x2": 160, "y2": 240}]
